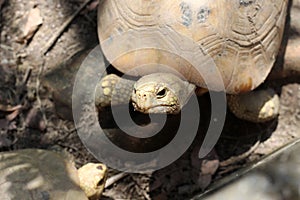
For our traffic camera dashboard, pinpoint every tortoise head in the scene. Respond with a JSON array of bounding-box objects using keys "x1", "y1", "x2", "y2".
[{"x1": 131, "y1": 73, "x2": 195, "y2": 114}]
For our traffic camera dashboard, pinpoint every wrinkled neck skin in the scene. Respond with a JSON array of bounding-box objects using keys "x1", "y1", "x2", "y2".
[{"x1": 131, "y1": 73, "x2": 196, "y2": 114}]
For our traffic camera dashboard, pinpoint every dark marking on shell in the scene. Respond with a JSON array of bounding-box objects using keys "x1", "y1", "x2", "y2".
[
  {"x1": 239, "y1": 0, "x2": 255, "y2": 6},
  {"x1": 234, "y1": 77, "x2": 253, "y2": 92},
  {"x1": 197, "y1": 7, "x2": 210, "y2": 23},
  {"x1": 180, "y1": 2, "x2": 192, "y2": 27}
]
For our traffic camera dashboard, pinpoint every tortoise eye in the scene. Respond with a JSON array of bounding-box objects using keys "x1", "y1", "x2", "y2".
[{"x1": 157, "y1": 88, "x2": 167, "y2": 98}]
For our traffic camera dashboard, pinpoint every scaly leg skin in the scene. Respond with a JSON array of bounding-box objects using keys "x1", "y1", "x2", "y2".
[
  {"x1": 227, "y1": 89, "x2": 280, "y2": 123},
  {"x1": 95, "y1": 74, "x2": 136, "y2": 109}
]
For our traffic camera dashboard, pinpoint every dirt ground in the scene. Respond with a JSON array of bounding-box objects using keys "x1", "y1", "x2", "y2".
[{"x1": 1, "y1": 0, "x2": 300, "y2": 199}]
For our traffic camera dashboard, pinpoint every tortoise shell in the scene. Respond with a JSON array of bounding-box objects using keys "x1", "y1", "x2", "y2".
[
  {"x1": 0, "y1": 149, "x2": 88, "y2": 200},
  {"x1": 97, "y1": 0, "x2": 288, "y2": 94}
]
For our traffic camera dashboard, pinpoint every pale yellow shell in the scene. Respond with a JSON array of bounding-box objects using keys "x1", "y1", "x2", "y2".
[
  {"x1": 0, "y1": 149, "x2": 88, "y2": 200},
  {"x1": 98, "y1": 0, "x2": 288, "y2": 94}
]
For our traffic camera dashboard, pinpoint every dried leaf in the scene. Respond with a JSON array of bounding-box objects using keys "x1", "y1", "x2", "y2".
[
  {"x1": 17, "y1": 6, "x2": 43, "y2": 43},
  {"x1": 201, "y1": 159, "x2": 219, "y2": 175},
  {"x1": 5, "y1": 109, "x2": 20, "y2": 121},
  {"x1": 201, "y1": 150, "x2": 219, "y2": 175},
  {"x1": 0, "y1": 104, "x2": 22, "y2": 122}
]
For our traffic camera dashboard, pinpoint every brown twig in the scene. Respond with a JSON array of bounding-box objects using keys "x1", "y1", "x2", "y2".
[
  {"x1": 0, "y1": 104, "x2": 22, "y2": 112},
  {"x1": 22, "y1": 67, "x2": 32, "y2": 86},
  {"x1": 42, "y1": 0, "x2": 93, "y2": 55}
]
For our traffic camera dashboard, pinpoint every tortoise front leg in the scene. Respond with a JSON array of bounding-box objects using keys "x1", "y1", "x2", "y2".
[{"x1": 95, "y1": 74, "x2": 136, "y2": 109}]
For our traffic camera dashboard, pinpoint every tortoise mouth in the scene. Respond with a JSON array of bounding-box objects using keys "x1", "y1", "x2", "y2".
[{"x1": 131, "y1": 101, "x2": 180, "y2": 114}]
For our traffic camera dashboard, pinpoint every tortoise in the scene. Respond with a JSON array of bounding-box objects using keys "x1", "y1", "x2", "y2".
[
  {"x1": 92, "y1": 0, "x2": 289, "y2": 123},
  {"x1": 0, "y1": 149, "x2": 107, "y2": 200}
]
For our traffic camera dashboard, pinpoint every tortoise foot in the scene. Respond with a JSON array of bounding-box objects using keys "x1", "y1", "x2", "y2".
[
  {"x1": 227, "y1": 89, "x2": 280, "y2": 123},
  {"x1": 95, "y1": 74, "x2": 135, "y2": 109}
]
